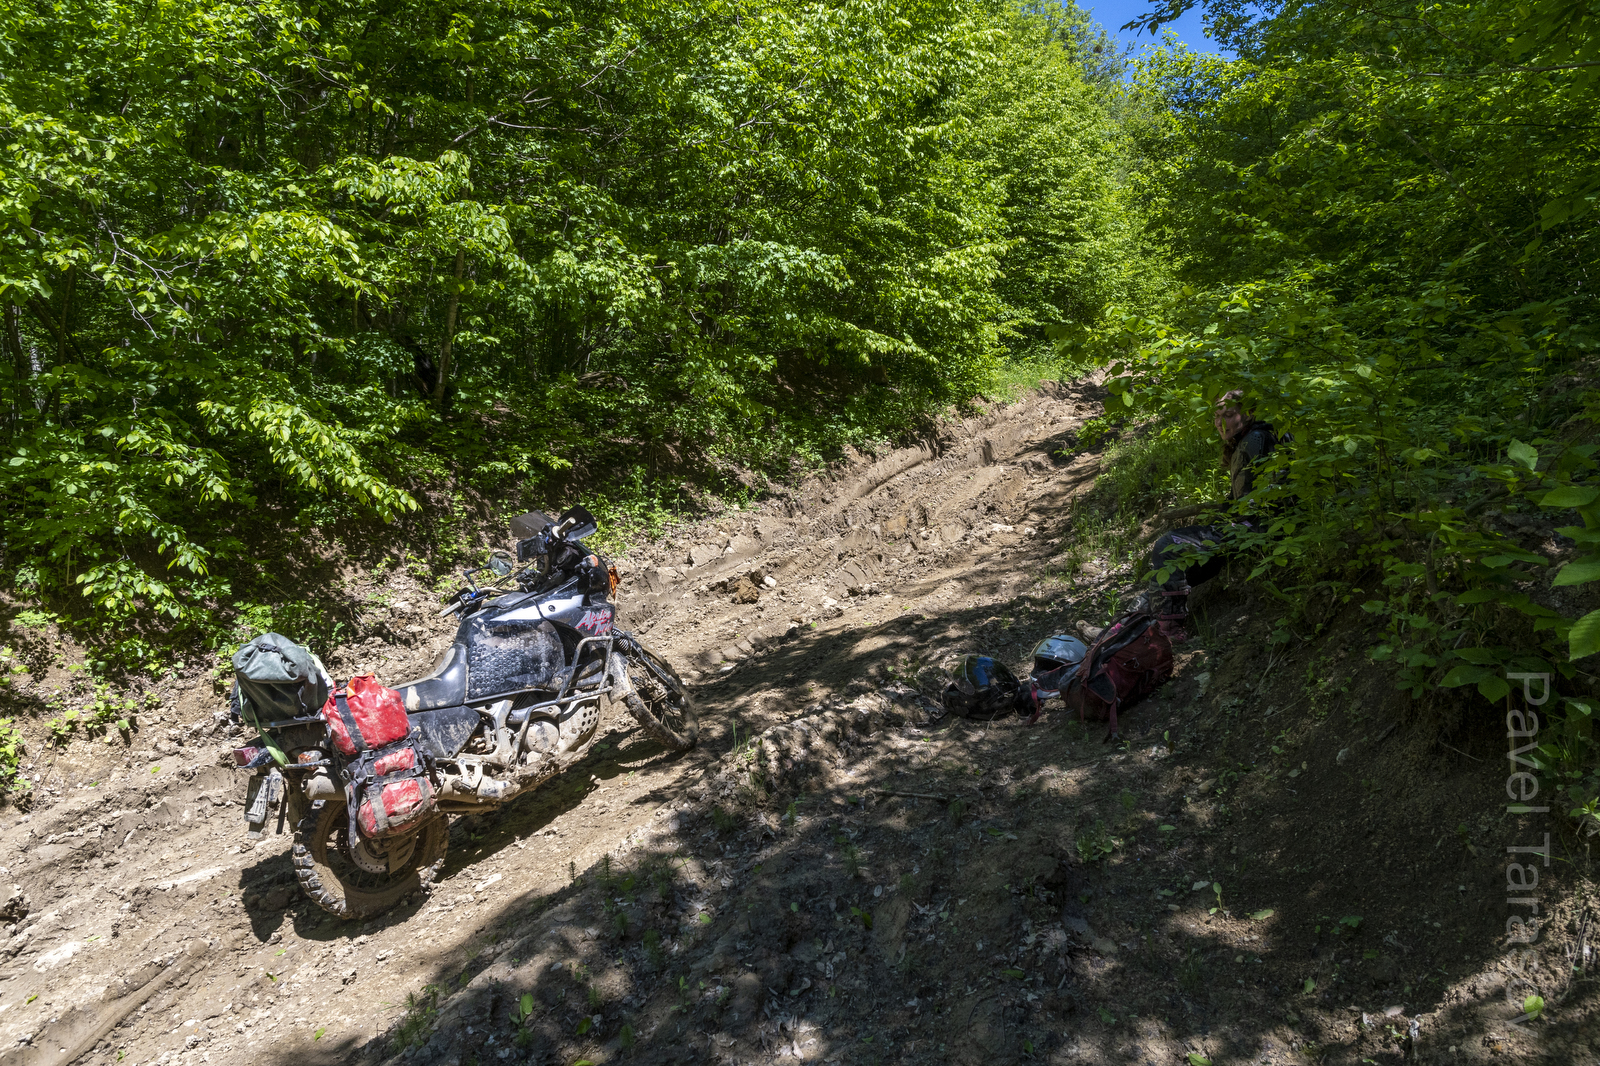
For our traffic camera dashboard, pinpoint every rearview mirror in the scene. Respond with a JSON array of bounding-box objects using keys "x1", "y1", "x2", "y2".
[
  {"x1": 556, "y1": 505, "x2": 598, "y2": 542},
  {"x1": 486, "y1": 550, "x2": 514, "y2": 578}
]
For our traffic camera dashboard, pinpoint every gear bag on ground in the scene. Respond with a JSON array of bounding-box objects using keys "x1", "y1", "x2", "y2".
[{"x1": 1053, "y1": 607, "x2": 1173, "y2": 738}]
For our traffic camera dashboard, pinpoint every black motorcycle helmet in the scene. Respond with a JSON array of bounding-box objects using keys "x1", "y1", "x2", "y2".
[{"x1": 943, "y1": 655, "x2": 1025, "y2": 720}]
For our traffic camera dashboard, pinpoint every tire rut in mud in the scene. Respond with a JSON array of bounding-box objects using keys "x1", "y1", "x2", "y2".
[{"x1": 1, "y1": 383, "x2": 1115, "y2": 1066}]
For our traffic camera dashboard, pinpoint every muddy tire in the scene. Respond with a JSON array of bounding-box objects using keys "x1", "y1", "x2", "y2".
[
  {"x1": 292, "y1": 801, "x2": 448, "y2": 920},
  {"x1": 620, "y1": 639, "x2": 698, "y2": 751}
]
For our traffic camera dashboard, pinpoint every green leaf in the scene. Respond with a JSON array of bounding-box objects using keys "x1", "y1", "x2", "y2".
[
  {"x1": 1570, "y1": 609, "x2": 1600, "y2": 660},
  {"x1": 1554, "y1": 560, "x2": 1600, "y2": 587},
  {"x1": 1249, "y1": 908, "x2": 1275, "y2": 920},
  {"x1": 1303, "y1": 977, "x2": 1316, "y2": 993},
  {"x1": 1508, "y1": 439, "x2": 1539, "y2": 471},
  {"x1": 1542, "y1": 486, "x2": 1600, "y2": 509},
  {"x1": 1523, "y1": 994, "x2": 1544, "y2": 1020},
  {"x1": 1187, "y1": 1055, "x2": 1213, "y2": 1066},
  {"x1": 1440, "y1": 664, "x2": 1491, "y2": 688},
  {"x1": 1478, "y1": 675, "x2": 1512, "y2": 702}
]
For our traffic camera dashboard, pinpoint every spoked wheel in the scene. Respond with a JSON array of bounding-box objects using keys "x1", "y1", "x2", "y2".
[
  {"x1": 619, "y1": 637, "x2": 698, "y2": 751},
  {"x1": 292, "y1": 801, "x2": 448, "y2": 920}
]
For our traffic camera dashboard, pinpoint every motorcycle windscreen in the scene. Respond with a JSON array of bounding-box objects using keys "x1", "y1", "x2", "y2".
[
  {"x1": 463, "y1": 615, "x2": 566, "y2": 701},
  {"x1": 509, "y1": 510, "x2": 553, "y2": 540},
  {"x1": 556, "y1": 505, "x2": 598, "y2": 541}
]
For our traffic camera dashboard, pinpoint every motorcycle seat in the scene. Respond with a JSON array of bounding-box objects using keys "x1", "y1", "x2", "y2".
[{"x1": 397, "y1": 642, "x2": 469, "y2": 711}]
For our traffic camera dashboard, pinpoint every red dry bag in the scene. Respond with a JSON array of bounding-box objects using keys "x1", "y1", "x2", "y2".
[{"x1": 321, "y1": 675, "x2": 437, "y2": 840}]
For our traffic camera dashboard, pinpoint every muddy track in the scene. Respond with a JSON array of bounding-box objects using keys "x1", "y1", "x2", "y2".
[
  {"x1": 0, "y1": 382, "x2": 1115, "y2": 1065},
  {"x1": 2, "y1": 378, "x2": 1582, "y2": 1066}
]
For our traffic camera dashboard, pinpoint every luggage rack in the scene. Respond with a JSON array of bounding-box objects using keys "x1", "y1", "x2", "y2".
[{"x1": 260, "y1": 714, "x2": 326, "y2": 730}]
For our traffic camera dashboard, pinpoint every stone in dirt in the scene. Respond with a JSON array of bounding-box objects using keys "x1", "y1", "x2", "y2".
[
  {"x1": 0, "y1": 886, "x2": 28, "y2": 925},
  {"x1": 730, "y1": 575, "x2": 762, "y2": 604},
  {"x1": 723, "y1": 534, "x2": 759, "y2": 559}
]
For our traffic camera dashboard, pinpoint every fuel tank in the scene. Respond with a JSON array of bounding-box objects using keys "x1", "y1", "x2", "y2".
[{"x1": 461, "y1": 612, "x2": 567, "y2": 701}]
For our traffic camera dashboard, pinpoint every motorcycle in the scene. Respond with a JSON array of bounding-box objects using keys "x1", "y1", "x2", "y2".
[{"x1": 237, "y1": 505, "x2": 697, "y2": 919}]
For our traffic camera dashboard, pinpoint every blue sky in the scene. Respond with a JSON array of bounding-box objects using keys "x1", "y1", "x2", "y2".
[{"x1": 1081, "y1": 1, "x2": 1230, "y2": 56}]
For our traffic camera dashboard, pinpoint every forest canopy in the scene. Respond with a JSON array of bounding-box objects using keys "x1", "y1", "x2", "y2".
[
  {"x1": 0, "y1": 0, "x2": 1144, "y2": 651},
  {"x1": 1094, "y1": 0, "x2": 1600, "y2": 769}
]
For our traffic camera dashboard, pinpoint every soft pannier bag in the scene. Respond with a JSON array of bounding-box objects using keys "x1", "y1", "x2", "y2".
[{"x1": 321, "y1": 674, "x2": 437, "y2": 840}]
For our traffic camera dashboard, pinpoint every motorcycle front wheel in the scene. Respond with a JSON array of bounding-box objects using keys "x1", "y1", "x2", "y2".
[
  {"x1": 620, "y1": 639, "x2": 698, "y2": 751},
  {"x1": 292, "y1": 802, "x2": 448, "y2": 920}
]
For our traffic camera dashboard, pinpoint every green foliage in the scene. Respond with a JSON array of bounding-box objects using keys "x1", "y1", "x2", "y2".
[
  {"x1": 642, "y1": 928, "x2": 664, "y2": 971},
  {"x1": 0, "y1": 0, "x2": 1134, "y2": 664},
  {"x1": 1079, "y1": 1, "x2": 1600, "y2": 812},
  {"x1": 1074, "y1": 819, "x2": 1121, "y2": 863},
  {"x1": 391, "y1": 985, "x2": 441, "y2": 1052},
  {"x1": 0, "y1": 717, "x2": 26, "y2": 794},
  {"x1": 46, "y1": 711, "x2": 79, "y2": 747}
]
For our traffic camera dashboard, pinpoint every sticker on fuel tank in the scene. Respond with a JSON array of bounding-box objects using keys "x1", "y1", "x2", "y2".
[{"x1": 575, "y1": 607, "x2": 613, "y2": 634}]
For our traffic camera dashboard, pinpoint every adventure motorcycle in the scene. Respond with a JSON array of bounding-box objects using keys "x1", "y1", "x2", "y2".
[{"x1": 236, "y1": 505, "x2": 696, "y2": 919}]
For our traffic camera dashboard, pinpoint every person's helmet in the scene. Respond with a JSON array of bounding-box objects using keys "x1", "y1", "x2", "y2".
[
  {"x1": 1031, "y1": 635, "x2": 1087, "y2": 679},
  {"x1": 943, "y1": 655, "x2": 1024, "y2": 720}
]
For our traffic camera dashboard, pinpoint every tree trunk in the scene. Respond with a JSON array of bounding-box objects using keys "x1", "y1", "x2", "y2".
[
  {"x1": 4, "y1": 303, "x2": 24, "y2": 380},
  {"x1": 434, "y1": 248, "x2": 465, "y2": 403}
]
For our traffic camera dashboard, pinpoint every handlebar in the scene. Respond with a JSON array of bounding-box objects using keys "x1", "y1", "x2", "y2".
[{"x1": 438, "y1": 511, "x2": 595, "y2": 617}]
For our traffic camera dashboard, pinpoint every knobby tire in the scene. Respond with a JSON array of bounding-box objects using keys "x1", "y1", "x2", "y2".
[
  {"x1": 293, "y1": 801, "x2": 448, "y2": 920},
  {"x1": 620, "y1": 638, "x2": 698, "y2": 751}
]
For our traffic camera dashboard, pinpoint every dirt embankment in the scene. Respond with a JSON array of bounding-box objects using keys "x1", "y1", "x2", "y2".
[{"x1": 0, "y1": 381, "x2": 1592, "y2": 1066}]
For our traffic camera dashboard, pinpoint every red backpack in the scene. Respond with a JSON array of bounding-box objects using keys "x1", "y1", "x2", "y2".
[
  {"x1": 1052, "y1": 609, "x2": 1173, "y2": 739},
  {"x1": 320, "y1": 675, "x2": 437, "y2": 840}
]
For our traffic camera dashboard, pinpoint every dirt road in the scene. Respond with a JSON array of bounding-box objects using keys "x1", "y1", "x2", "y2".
[{"x1": 0, "y1": 381, "x2": 1583, "y2": 1066}]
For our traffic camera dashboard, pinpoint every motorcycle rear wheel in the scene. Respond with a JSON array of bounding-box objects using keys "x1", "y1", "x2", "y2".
[
  {"x1": 292, "y1": 801, "x2": 448, "y2": 920},
  {"x1": 621, "y1": 640, "x2": 698, "y2": 751}
]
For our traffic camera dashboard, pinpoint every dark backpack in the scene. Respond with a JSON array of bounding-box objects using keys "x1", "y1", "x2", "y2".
[
  {"x1": 232, "y1": 633, "x2": 331, "y2": 764},
  {"x1": 1055, "y1": 608, "x2": 1173, "y2": 739}
]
